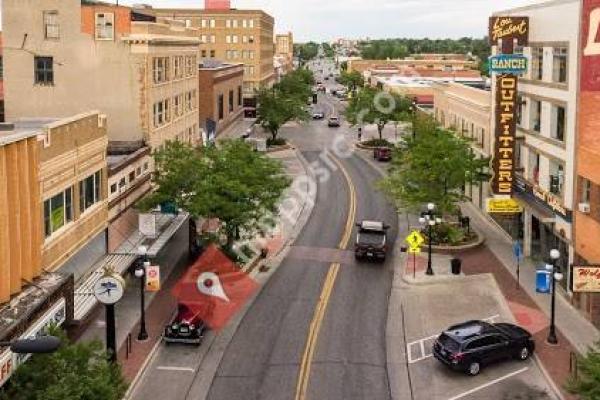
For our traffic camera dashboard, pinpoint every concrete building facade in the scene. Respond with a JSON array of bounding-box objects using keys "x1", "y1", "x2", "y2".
[
  {"x1": 146, "y1": 6, "x2": 275, "y2": 98},
  {"x1": 2, "y1": 0, "x2": 201, "y2": 151},
  {"x1": 348, "y1": 56, "x2": 479, "y2": 75},
  {"x1": 198, "y1": 62, "x2": 244, "y2": 140},
  {"x1": 491, "y1": 0, "x2": 580, "y2": 298},
  {"x1": 432, "y1": 82, "x2": 493, "y2": 212}
]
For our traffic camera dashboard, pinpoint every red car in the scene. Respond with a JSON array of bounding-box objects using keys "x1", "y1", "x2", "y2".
[
  {"x1": 163, "y1": 304, "x2": 208, "y2": 345},
  {"x1": 374, "y1": 147, "x2": 392, "y2": 162}
]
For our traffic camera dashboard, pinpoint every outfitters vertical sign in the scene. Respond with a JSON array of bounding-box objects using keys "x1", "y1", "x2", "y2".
[
  {"x1": 493, "y1": 75, "x2": 518, "y2": 195},
  {"x1": 489, "y1": 16, "x2": 529, "y2": 196}
]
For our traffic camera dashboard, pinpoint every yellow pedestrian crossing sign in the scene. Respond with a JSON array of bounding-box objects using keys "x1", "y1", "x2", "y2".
[{"x1": 406, "y1": 230, "x2": 425, "y2": 252}]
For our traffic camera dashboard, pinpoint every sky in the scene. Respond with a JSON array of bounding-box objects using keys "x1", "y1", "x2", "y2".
[
  {"x1": 0, "y1": 0, "x2": 545, "y2": 42},
  {"x1": 114, "y1": 0, "x2": 544, "y2": 42}
]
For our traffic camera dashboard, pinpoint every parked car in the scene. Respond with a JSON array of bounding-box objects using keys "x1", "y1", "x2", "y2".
[
  {"x1": 374, "y1": 147, "x2": 392, "y2": 162},
  {"x1": 433, "y1": 320, "x2": 535, "y2": 376},
  {"x1": 355, "y1": 220, "x2": 390, "y2": 261},
  {"x1": 163, "y1": 304, "x2": 208, "y2": 345},
  {"x1": 328, "y1": 116, "x2": 341, "y2": 127},
  {"x1": 312, "y1": 111, "x2": 325, "y2": 120}
]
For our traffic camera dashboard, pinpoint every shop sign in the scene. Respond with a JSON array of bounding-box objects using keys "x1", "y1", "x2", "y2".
[
  {"x1": 573, "y1": 266, "x2": 600, "y2": 292},
  {"x1": 0, "y1": 298, "x2": 66, "y2": 387},
  {"x1": 489, "y1": 54, "x2": 528, "y2": 75},
  {"x1": 492, "y1": 74, "x2": 518, "y2": 196},
  {"x1": 489, "y1": 16, "x2": 529, "y2": 46},
  {"x1": 146, "y1": 265, "x2": 161, "y2": 292},
  {"x1": 487, "y1": 198, "x2": 523, "y2": 214},
  {"x1": 533, "y1": 186, "x2": 568, "y2": 217}
]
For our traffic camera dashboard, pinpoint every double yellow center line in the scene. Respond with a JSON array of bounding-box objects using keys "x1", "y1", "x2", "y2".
[{"x1": 295, "y1": 155, "x2": 357, "y2": 400}]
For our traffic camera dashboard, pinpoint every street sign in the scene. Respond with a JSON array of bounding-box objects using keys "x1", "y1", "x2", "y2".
[
  {"x1": 573, "y1": 266, "x2": 600, "y2": 292},
  {"x1": 489, "y1": 54, "x2": 528, "y2": 75},
  {"x1": 405, "y1": 230, "x2": 425, "y2": 250},
  {"x1": 408, "y1": 247, "x2": 421, "y2": 255}
]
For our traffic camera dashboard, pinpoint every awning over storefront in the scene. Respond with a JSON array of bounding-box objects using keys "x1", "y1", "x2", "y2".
[{"x1": 514, "y1": 191, "x2": 556, "y2": 223}]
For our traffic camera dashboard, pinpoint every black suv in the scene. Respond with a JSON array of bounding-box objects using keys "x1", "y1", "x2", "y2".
[
  {"x1": 433, "y1": 320, "x2": 535, "y2": 376},
  {"x1": 355, "y1": 220, "x2": 390, "y2": 261}
]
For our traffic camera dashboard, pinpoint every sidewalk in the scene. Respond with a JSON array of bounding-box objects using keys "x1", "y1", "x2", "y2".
[{"x1": 215, "y1": 117, "x2": 256, "y2": 141}]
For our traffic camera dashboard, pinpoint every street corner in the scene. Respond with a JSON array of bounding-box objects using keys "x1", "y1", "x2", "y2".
[{"x1": 397, "y1": 274, "x2": 558, "y2": 400}]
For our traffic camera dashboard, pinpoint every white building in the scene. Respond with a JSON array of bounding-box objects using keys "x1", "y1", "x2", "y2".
[{"x1": 491, "y1": 0, "x2": 580, "y2": 292}]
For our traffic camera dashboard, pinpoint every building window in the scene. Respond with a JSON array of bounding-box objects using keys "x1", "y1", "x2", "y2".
[
  {"x1": 249, "y1": 19, "x2": 254, "y2": 28},
  {"x1": 95, "y1": 12, "x2": 114, "y2": 40},
  {"x1": 153, "y1": 57, "x2": 169, "y2": 84},
  {"x1": 552, "y1": 47, "x2": 568, "y2": 84},
  {"x1": 238, "y1": 85, "x2": 242, "y2": 106},
  {"x1": 110, "y1": 183, "x2": 117, "y2": 194},
  {"x1": 143, "y1": 162, "x2": 149, "y2": 172},
  {"x1": 44, "y1": 10, "x2": 60, "y2": 39},
  {"x1": 129, "y1": 171, "x2": 135, "y2": 183},
  {"x1": 185, "y1": 90, "x2": 196, "y2": 112},
  {"x1": 531, "y1": 100, "x2": 541, "y2": 133},
  {"x1": 201, "y1": 50, "x2": 207, "y2": 58},
  {"x1": 210, "y1": 19, "x2": 215, "y2": 28},
  {"x1": 119, "y1": 177, "x2": 126, "y2": 189},
  {"x1": 226, "y1": 19, "x2": 231, "y2": 28},
  {"x1": 233, "y1": 35, "x2": 238, "y2": 44},
  {"x1": 249, "y1": 50, "x2": 255, "y2": 59},
  {"x1": 551, "y1": 105, "x2": 565, "y2": 142},
  {"x1": 185, "y1": 56, "x2": 196, "y2": 76},
  {"x1": 210, "y1": 50, "x2": 216, "y2": 58},
  {"x1": 174, "y1": 94, "x2": 184, "y2": 117},
  {"x1": 226, "y1": 35, "x2": 231, "y2": 44},
  {"x1": 79, "y1": 171, "x2": 102, "y2": 213},
  {"x1": 211, "y1": 35, "x2": 216, "y2": 44},
  {"x1": 34, "y1": 56, "x2": 54, "y2": 85},
  {"x1": 529, "y1": 151, "x2": 540, "y2": 185},
  {"x1": 549, "y1": 161, "x2": 564, "y2": 196},
  {"x1": 44, "y1": 187, "x2": 73, "y2": 238},
  {"x1": 201, "y1": 19, "x2": 208, "y2": 28},
  {"x1": 218, "y1": 94, "x2": 224, "y2": 120},
  {"x1": 153, "y1": 99, "x2": 170, "y2": 127},
  {"x1": 173, "y1": 56, "x2": 184, "y2": 79},
  {"x1": 232, "y1": 19, "x2": 238, "y2": 28},
  {"x1": 581, "y1": 178, "x2": 592, "y2": 204},
  {"x1": 248, "y1": 35, "x2": 255, "y2": 43},
  {"x1": 532, "y1": 47, "x2": 544, "y2": 80},
  {"x1": 229, "y1": 90, "x2": 234, "y2": 113}
]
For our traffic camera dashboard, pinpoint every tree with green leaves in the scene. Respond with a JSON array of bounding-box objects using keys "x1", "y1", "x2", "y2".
[
  {"x1": 379, "y1": 116, "x2": 490, "y2": 215},
  {"x1": 140, "y1": 140, "x2": 291, "y2": 249},
  {"x1": 0, "y1": 328, "x2": 127, "y2": 400},
  {"x1": 338, "y1": 70, "x2": 365, "y2": 94},
  {"x1": 294, "y1": 42, "x2": 319, "y2": 63},
  {"x1": 344, "y1": 87, "x2": 413, "y2": 140},
  {"x1": 256, "y1": 69, "x2": 312, "y2": 141},
  {"x1": 566, "y1": 341, "x2": 600, "y2": 400}
]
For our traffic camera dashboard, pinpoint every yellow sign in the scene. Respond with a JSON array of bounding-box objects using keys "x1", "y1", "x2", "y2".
[
  {"x1": 146, "y1": 265, "x2": 161, "y2": 292},
  {"x1": 408, "y1": 247, "x2": 421, "y2": 255},
  {"x1": 406, "y1": 230, "x2": 425, "y2": 250},
  {"x1": 573, "y1": 267, "x2": 600, "y2": 293},
  {"x1": 487, "y1": 198, "x2": 523, "y2": 214}
]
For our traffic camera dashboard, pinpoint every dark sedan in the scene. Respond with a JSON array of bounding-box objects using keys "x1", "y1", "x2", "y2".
[{"x1": 433, "y1": 320, "x2": 535, "y2": 376}]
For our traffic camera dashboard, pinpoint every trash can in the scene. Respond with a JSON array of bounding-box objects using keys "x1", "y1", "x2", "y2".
[
  {"x1": 451, "y1": 258, "x2": 462, "y2": 275},
  {"x1": 536, "y1": 268, "x2": 552, "y2": 293}
]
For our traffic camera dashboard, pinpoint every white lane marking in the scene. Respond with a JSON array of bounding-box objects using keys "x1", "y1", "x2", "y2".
[
  {"x1": 446, "y1": 367, "x2": 529, "y2": 400},
  {"x1": 156, "y1": 366, "x2": 196, "y2": 372},
  {"x1": 406, "y1": 315, "x2": 500, "y2": 364}
]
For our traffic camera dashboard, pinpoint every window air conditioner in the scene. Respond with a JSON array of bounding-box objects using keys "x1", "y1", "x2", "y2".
[{"x1": 579, "y1": 203, "x2": 591, "y2": 214}]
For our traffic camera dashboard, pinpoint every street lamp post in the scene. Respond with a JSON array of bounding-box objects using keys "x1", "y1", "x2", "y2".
[
  {"x1": 546, "y1": 249, "x2": 562, "y2": 345},
  {"x1": 135, "y1": 246, "x2": 149, "y2": 342},
  {"x1": 419, "y1": 203, "x2": 437, "y2": 276},
  {"x1": 411, "y1": 101, "x2": 418, "y2": 139}
]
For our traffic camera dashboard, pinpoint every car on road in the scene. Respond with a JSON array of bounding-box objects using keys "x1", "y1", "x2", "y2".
[
  {"x1": 433, "y1": 320, "x2": 535, "y2": 376},
  {"x1": 355, "y1": 220, "x2": 390, "y2": 261},
  {"x1": 312, "y1": 111, "x2": 325, "y2": 120},
  {"x1": 163, "y1": 304, "x2": 208, "y2": 346},
  {"x1": 327, "y1": 116, "x2": 341, "y2": 127},
  {"x1": 373, "y1": 147, "x2": 392, "y2": 162}
]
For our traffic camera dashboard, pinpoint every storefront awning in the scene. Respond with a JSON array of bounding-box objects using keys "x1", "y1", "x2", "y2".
[{"x1": 514, "y1": 192, "x2": 556, "y2": 223}]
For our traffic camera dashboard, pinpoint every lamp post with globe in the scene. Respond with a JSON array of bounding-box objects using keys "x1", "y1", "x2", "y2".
[{"x1": 546, "y1": 248, "x2": 562, "y2": 345}]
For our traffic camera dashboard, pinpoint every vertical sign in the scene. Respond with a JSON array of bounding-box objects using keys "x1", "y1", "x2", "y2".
[
  {"x1": 492, "y1": 75, "x2": 518, "y2": 195},
  {"x1": 146, "y1": 265, "x2": 161, "y2": 292},
  {"x1": 489, "y1": 16, "x2": 529, "y2": 196}
]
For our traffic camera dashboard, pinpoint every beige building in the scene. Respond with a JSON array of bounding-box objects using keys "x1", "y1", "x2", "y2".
[
  {"x1": 432, "y1": 82, "x2": 493, "y2": 212},
  {"x1": 0, "y1": 111, "x2": 107, "y2": 386},
  {"x1": 349, "y1": 57, "x2": 479, "y2": 74},
  {"x1": 145, "y1": 6, "x2": 275, "y2": 99},
  {"x1": 2, "y1": 0, "x2": 201, "y2": 152}
]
